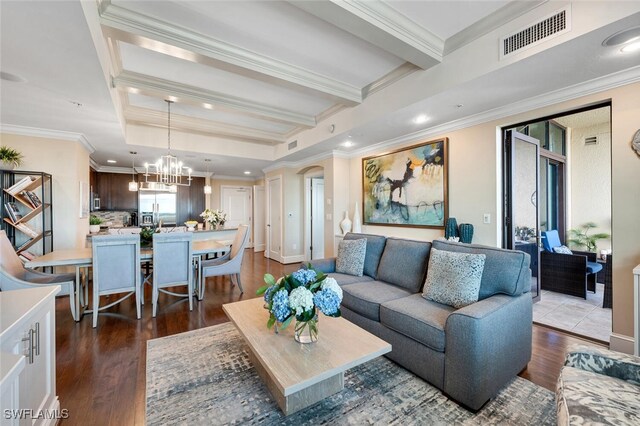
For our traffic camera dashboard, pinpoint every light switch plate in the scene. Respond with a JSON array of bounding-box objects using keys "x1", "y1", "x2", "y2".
[{"x1": 483, "y1": 213, "x2": 491, "y2": 224}]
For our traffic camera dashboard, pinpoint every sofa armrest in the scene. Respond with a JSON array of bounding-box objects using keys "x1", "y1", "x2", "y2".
[
  {"x1": 564, "y1": 344, "x2": 640, "y2": 384},
  {"x1": 444, "y1": 293, "x2": 532, "y2": 410},
  {"x1": 304, "y1": 258, "x2": 336, "y2": 274}
]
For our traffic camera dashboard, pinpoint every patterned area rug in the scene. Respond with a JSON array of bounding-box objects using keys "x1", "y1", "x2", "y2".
[{"x1": 146, "y1": 323, "x2": 556, "y2": 425}]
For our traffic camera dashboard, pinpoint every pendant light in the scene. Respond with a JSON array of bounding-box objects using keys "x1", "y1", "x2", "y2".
[
  {"x1": 128, "y1": 151, "x2": 138, "y2": 192},
  {"x1": 203, "y1": 158, "x2": 212, "y2": 195}
]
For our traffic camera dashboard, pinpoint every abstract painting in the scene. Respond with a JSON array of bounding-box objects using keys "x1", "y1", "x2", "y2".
[{"x1": 362, "y1": 138, "x2": 448, "y2": 228}]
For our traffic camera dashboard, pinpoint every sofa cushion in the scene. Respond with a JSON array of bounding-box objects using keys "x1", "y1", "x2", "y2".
[
  {"x1": 330, "y1": 272, "x2": 373, "y2": 286},
  {"x1": 336, "y1": 238, "x2": 367, "y2": 276},
  {"x1": 553, "y1": 245, "x2": 573, "y2": 254},
  {"x1": 557, "y1": 366, "x2": 640, "y2": 426},
  {"x1": 376, "y1": 238, "x2": 431, "y2": 292},
  {"x1": 432, "y1": 239, "x2": 530, "y2": 299},
  {"x1": 341, "y1": 281, "x2": 413, "y2": 321},
  {"x1": 344, "y1": 233, "x2": 387, "y2": 279},
  {"x1": 422, "y1": 248, "x2": 485, "y2": 309},
  {"x1": 381, "y1": 294, "x2": 454, "y2": 352}
]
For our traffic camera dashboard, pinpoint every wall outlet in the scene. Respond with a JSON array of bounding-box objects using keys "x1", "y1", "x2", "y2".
[{"x1": 483, "y1": 213, "x2": 491, "y2": 224}]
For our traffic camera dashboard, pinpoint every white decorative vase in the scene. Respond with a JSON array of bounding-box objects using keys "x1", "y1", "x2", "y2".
[
  {"x1": 89, "y1": 225, "x2": 100, "y2": 234},
  {"x1": 340, "y1": 211, "x2": 352, "y2": 235},
  {"x1": 352, "y1": 203, "x2": 362, "y2": 233},
  {"x1": 0, "y1": 161, "x2": 15, "y2": 170}
]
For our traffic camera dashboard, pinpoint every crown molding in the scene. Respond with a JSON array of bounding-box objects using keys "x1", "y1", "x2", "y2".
[
  {"x1": 350, "y1": 65, "x2": 640, "y2": 158},
  {"x1": 0, "y1": 124, "x2": 96, "y2": 154},
  {"x1": 444, "y1": 1, "x2": 547, "y2": 55},
  {"x1": 362, "y1": 62, "x2": 419, "y2": 98},
  {"x1": 315, "y1": 103, "x2": 348, "y2": 124},
  {"x1": 124, "y1": 106, "x2": 286, "y2": 145},
  {"x1": 263, "y1": 149, "x2": 350, "y2": 173},
  {"x1": 93, "y1": 164, "x2": 210, "y2": 178},
  {"x1": 113, "y1": 71, "x2": 315, "y2": 129},
  {"x1": 290, "y1": 0, "x2": 443, "y2": 69},
  {"x1": 212, "y1": 175, "x2": 260, "y2": 182},
  {"x1": 99, "y1": 3, "x2": 362, "y2": 105}
]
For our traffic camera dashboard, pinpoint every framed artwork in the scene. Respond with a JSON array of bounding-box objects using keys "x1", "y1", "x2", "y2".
[{"x1": 362, "y1": 138, "x2": 448, "y2": 228}]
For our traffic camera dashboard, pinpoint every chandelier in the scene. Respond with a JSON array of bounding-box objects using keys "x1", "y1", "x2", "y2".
[{"x1": 143, "y1": 100, "x2": 192, "y2": 190}]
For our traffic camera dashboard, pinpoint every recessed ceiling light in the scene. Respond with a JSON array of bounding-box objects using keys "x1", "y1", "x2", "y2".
[
  {"x1": 0, "y1": 71, "x2": 27, "y2": 83},
  {"x1": 620, "y1": 40, "x2": 640, "y2": 53},
  {"x1": 244, "y1": 171, "x2": 251, "y2": 175},
  {"x1": 602, "y1": 26, "x2": 640, "y2": 46},
  {"x1": 414, "y1": 114, "x2": 428, "y2": 124},
  {"x1": 203, "y1": 103, "x2": 213, "y2": 110},
  {"x1": 107, "y1": 160, "x2": 117, "y2": 164},
  {"x1": 342, "y1": 140, "x2": 354, "y2": 148}
]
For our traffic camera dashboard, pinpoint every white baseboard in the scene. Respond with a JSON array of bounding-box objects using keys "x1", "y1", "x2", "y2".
[
  {"x1": 609, "y1": 333, "x2": 635, "y2": 354},
  {"x1": 254, "y1": 244, "x2": 265, "y2": 252},
  {"x1": 282, "y1": 255, "x2": 305, "y2": 264}
]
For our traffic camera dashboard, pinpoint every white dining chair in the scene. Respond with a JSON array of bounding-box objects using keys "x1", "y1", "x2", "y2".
[
  {"x1": 91, "y1": 234, "x2": 142, "y2": 328},
  {"x1": 150, "y1": 232, "x2": 193, "y2": 317},
  {"x1": 0, "y1": 230, "x2": 79, "y2": 320},
  {"x1": 199, "y1": 225, "x2": 249, "y2": 299}
]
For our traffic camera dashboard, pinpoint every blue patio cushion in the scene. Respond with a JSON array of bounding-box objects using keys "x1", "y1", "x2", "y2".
[
  {"x1": 432, "y1": 239, "x2": 530, "y2": 299},
  {"x1": 376, "y1": 238, "x2": 431, "y2": 292},
  {"x1": 380, "y1": 294, "x2": 454, "y2": 353},
  {"x1": 542, "y1": 230, "x2": 562, "y2": 252},
  {"x1": 587, "y1": 261, "x2": 603, "y2": 274},
  {"x1": 344, "y1": 233, "x2": 387, "y2": 279},
  {"x1": 341, "y1": 280, "x2": 413, "y2": 321}
]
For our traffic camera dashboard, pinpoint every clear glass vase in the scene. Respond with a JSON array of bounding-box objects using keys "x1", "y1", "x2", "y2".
[{"x1": 294, "y1": 312, "x2": 318, "y2": 344}]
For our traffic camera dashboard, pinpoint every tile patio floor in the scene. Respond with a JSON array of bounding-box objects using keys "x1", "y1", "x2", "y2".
[{"x1": 533, "y1": 283, "x2": 611, "y2": 342}]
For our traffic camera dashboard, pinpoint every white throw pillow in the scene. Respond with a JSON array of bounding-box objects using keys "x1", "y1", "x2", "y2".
[
  {"x1": 553, "y1": 245, "x2": 573, "y2": 254},
  {"x1": 336, "y1": 238, "x2": 367, "y2": 277},
  {"x1": 422, "y1": 248, "x2": 486, "y2": 309}
]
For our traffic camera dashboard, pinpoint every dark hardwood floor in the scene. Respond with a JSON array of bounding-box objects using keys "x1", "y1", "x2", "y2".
[{"x1": 53, "y1": 250, "x2": 603, "y2": 425}]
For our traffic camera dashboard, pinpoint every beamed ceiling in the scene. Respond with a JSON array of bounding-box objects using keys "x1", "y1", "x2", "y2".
[{"x1": 1, "y1": 1, "x2": 639, "y2": 177}]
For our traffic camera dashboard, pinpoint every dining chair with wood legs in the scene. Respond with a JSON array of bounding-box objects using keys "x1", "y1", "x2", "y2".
[{"x1": 199, "y1": 224, "x2": 249, "y2": 299}]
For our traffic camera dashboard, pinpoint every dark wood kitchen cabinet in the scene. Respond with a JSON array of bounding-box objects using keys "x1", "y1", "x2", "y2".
[
  {"x1": 94, "y1": 172, "x2": 138, "y2": 211},
  {"x1": 176, "y1": 177, "x2": 205, "y2": 224}
]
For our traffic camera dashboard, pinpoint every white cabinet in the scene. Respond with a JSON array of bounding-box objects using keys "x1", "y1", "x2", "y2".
[{"x1": 0, "y1": 286, "x2": 60, "y2": 425}]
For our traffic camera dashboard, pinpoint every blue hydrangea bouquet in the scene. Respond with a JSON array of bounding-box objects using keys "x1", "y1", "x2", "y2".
[{"x1": 257, "y1": 265, "x2": 343, "y2": 343}]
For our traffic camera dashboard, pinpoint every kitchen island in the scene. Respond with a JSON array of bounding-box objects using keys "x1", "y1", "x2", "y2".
[{"x1": 86, "y1": 227, "x2": 238, "y2": 246}]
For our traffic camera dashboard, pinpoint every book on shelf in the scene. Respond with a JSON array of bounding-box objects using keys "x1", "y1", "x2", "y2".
[
  {"x1": 4, "y1": 202, "x2": 22, "y2": 223},
  {"x1": 15, "y1": 223, "x2": 39, "y2": 239},
  {"x1": 18, "y1": 251, "x2": 36, "y2": 263},
  {"x1": 21, "y1": 190, "x2": 41, "y2": 208},
  {"x1": 6, "y1": 176, "x2": 35, "y2": 195}
]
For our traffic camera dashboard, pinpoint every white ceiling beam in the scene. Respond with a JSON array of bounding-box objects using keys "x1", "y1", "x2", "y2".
[
  {"x1": 99, "y1": 3, "x2": 362, "y2": 106},
  {"x1": 289, "y1": 0, "x2": 443, "y2": 70},
  {"x1": 112, "y1": 71, "x2": 316, "y2": 128},
  {"x1": 124, "y1": 106, "x2": 287, "y2": 146}
]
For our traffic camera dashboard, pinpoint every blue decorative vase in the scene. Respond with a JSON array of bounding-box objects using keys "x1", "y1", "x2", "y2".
[
  {"x1": 445, "y1": 218, "x2": 458, "y2": 239},
  {"x1": 459, "y1": 223, "x2": 474, "y2": 244}
]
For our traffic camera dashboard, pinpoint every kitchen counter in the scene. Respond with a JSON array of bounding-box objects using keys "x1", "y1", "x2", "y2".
[{"x1": 86, "y1": 227, "x2": 238, "y2": 243}]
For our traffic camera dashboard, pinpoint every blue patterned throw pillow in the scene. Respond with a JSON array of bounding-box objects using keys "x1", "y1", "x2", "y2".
[
  {"x1": 336, "y1": 238, "x2": 367, "y2": 277},
  {"x1": 422, "y1": 247, "x2": 486, "y2": 309},
  {"x1": 553, "y1": 245, "x2": 573, "y2": 254}
]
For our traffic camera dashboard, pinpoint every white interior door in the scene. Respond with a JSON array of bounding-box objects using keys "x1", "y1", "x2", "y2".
[
  {"x1": 253, "y1": 185, "x2": 265, "y2": 252},
  {"x1": 311, "y1": 178, "x2": 325, "y2": 259},
  {"x1": 221, "y1": 186, "x2": 252, "y2": 247},
  {"x1": 267, "y1": 177, "x2": 282, "y2": 261}
]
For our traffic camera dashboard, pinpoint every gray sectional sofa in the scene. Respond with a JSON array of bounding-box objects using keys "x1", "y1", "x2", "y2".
[{"x1": 311, "y1": 232, "x2": 533, "y2": 411}]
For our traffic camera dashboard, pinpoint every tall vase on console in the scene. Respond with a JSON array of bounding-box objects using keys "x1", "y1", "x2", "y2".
[
  {"x1": 352, "y1": 202, "x2": 362, "y2": 233},
  {"x1": 340, "y1": 211, "x2": 352, "y2": 235}
]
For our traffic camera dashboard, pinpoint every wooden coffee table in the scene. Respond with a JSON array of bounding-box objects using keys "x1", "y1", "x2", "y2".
[{"x1": 223, "y1": 298, "x2": 391, "y2": 415}]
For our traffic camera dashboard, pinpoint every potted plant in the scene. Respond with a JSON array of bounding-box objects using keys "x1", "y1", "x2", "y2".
[
  {"x1": 0, "y1": 146, "x2": 24, "y2": 170},
  {"x1": 89, "y1": 215, "x2": 103, "y2": 234},
  {"x1": 568, "y1": 222, "x2": 610, "y2": 252}
]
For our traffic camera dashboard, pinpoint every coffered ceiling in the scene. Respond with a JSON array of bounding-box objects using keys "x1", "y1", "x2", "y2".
[{"x1": 1, "y1": 1, "x2": 639, "y2": 177}]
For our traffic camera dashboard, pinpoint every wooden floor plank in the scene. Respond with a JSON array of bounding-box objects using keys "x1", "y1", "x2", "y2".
[{"x1": 53, "y1": 250, "x2": 602, "y2": 425}]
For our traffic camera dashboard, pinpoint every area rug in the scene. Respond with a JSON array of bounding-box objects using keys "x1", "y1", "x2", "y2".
[{"x1": 146, "y1": 323, "x2": 556, "y2": 425}]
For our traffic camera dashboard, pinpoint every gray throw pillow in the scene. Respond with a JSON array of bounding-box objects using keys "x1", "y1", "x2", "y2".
[
  {"x1": 422, "y1": 247, "x2": 486, "y2": 309},
  {"x1": 553, "y1": 245, "x2": 573, "y2": 254},
  {"x1": 336, "y1": 238, "x2": 367, "y2": 277}
]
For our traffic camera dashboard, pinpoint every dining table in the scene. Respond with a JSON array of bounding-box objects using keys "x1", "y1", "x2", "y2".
[{"x1": 25, "y1": 239, "x2": 232, "y2": 321}]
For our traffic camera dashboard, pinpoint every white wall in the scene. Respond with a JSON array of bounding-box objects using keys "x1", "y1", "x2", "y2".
[
  {"x1": 568, "y1": 122, "x2": 612, "y2": 251},
  {"x1": 0, "y1": 133, "x2": 90, "y2": 250}
]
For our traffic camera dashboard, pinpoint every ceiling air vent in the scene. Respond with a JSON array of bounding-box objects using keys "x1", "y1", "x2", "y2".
[
  {"x1": 500, "y1": 6, "x2": 571, "y2": 59},
  {"x1": 584, "y1": 136, "x2": 598, "y2": 146},
  {"x1": 288, "y1": 140, "x2": 298, "y2": 150}
]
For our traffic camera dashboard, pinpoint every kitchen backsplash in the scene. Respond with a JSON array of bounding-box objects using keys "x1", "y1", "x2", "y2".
[{"x1": 92, "y1": 211, "x2": 133, "y2": 227}]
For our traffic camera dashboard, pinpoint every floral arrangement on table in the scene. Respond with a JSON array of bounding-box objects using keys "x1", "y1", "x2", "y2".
[
  {"x1": 200, "y1": 208, "x2": 227, "y2": 229},
  {"x1": 257, "y1": 265, "x2": 343, "y2": 343}
]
